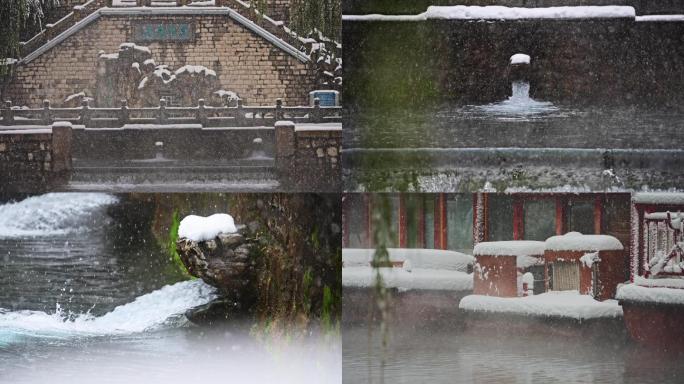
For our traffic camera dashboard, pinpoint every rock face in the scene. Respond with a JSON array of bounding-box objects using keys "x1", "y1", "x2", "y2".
[{"x1": 176, "y1": 229, "x2": 257, "y2": 305}]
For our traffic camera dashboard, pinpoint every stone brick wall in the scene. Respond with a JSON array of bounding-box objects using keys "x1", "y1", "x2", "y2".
[
  {"x1": 275, "y1": 121, "x2": 341, "y2": 191},
  {"x1": 266, "y1": 0, "x2": 292, "y2": 23},
  {"x1": 8, "y1": 13, "x2": 315, "y2": 107},
  {"x1": 344, "y1": 18, "x2": 684, "y2": 109},
  {"x1": 0, "y1": 125, "x2": 72, "y2": 194}
]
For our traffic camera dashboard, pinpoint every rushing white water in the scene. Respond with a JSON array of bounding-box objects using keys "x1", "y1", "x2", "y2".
[
  {"x1": 0, "y1": 280, "x2": 217, "y2": 344},
  {"x1": 476, "y1": 80, "x2": 559, "y2": 117},
  {"x1": 0, "y1": 193, "x2": 118, "y2": 238}
]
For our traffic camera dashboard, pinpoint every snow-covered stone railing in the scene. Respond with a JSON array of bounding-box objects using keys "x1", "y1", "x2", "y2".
[
  {"x1": 16, "y1": 0, "x2": 341, "y2": 89},
  {"x1": 20, "y1": 0, "x2": 108, "y2": 57},
  {"x1": 0, "y1": 99, "x2": 341, "y2": 128}
]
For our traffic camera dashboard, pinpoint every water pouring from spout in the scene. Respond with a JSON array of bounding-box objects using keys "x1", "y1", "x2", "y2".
[{"x1": 475, "y1": 53, "x2": 558, "y2": 118}]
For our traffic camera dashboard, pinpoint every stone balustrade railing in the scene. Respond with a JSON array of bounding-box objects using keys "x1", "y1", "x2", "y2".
[
  {"x1": 0, "y1": 98, "x2": 341, "y2": 128},
  {"x1": 18, "y1": 0, "x2": 341, "y2": 65}
]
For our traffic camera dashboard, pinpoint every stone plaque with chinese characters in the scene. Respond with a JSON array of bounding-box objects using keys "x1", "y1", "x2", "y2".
[{"x1": 134, "y1": 22, "x2": 195, "y2": 42}]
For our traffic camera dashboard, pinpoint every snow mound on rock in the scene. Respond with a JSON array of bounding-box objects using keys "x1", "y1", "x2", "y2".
[{"x1": 178, "y1": 213, "x2": 237, "y2": 242}]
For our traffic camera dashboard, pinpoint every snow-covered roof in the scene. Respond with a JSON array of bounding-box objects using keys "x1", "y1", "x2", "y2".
[
  {"x1": 459, "y1": 291, "x2": 623, "y2": 320},
  {"x1": 344, "y1": 5, "x2": 636, "y2": 22},
  {"x1": 473, "y1": 241, "x2": 545, "y2": 268},
  {"x1": 342, "y1": 266, "x2": 473, "y2": 292},
  {"x1": 545, "y1": 232, "x2": 623, "y2": 252},
  {"x1": 473, "y1": 241, "x2": 545, "y2": 257},
  {"x1": 343, "y1": 248, "x2": 474, "y2": 272},
  {"x1": 22, "y1": 7, "x2": 309, "y2": 64},
  {"x1": 633, "y1": 192, "x2": 684, "y2": 205},
  {"x1": 178, "y1": 213, "x2": 237, "y2": 242}
]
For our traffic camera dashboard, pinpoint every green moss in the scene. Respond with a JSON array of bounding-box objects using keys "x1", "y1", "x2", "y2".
[{"x1": 165, "y1": 210, "x2": 192, "y2": 279}]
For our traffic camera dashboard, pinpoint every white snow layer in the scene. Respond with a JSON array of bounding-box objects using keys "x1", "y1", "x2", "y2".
[
  {"x1": 473, "y1": 241, "x2": 544, "y2": 268},
  {"x1": 545, "y1": 232, "x2": 623, "y2": 251},
  {"x1": 616, "y1": 283, "x2": 684, "y2": 305},
  {"x1": 510, "y1": 53, "x2": 530, "y2": 65},
  {"x1": 342, "y1": 266, "x2": 473, "y2": 292},
  {"x1": 342, "y1": 248, "x2": 474, "y2": 271},
  {"x1": 633, "y1": 276, "x2": 684, "y2": 289},
  {"x1": 178, "y1": 213, "x2": 237, "y2": 242},
  {"x1": 459, "y1": 291, "x2": 623, "y2": 320},
  {"x1": 344, "y1": 6, "x2": 636, "y2": 21},
  {"x1": 636, "y1": 15, "x2": 684, "y2": 22},
  {"x1": 633, "y1": 192, "x2": 684, "y2": 205}
]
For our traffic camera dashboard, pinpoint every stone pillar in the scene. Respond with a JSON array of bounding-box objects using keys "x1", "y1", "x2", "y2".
[
  {"x1": 275, "y1": 120, "x2": 295, "y2": 186},
  {"x1": 51, "y1": 122, "x2": 73, "y2": 173}
]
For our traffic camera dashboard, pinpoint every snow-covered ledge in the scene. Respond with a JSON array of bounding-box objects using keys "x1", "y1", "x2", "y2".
[{"x1": 343, "y1": 5, "x2": 636, "y2": 22}]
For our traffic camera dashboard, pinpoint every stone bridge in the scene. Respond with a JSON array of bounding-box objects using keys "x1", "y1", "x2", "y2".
[{"x1": 0, "y1": 99, "x2": 342, "y2": 193}]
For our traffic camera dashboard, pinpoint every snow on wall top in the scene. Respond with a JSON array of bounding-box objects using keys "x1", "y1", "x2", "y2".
[
  {"x1": 178, "y1": 213, "x2": 237, "y2": 242},
  {"x1": 459, "y1": 291, "x2": 623, "y2": 320},
  {"x1": 636, "y1": 15, "x2": 684, "y2": 22},
  {"x1": 474, "y1": 241, "x2": 545, "y2": 257},
  {"x1": 342, "y1": 266, "x2": 473, "y2": 292},
  {"x1": 616, "y1": 283, "x2": 684, "y2": 305},
  {"x1": 342, "y1": 248, "x2": 474, "y2": 272},
  {"x1": 545, "y1": 232, "x2": 623, "y2": 251},
  {"x1": 510, "y1": 53, "x2": 530, "y2": 65},
  {"x1": 343, "y1": 6, "x2": 636, "y2": 21},
  {"x1": 633, "y1": 192, "x2": 684, "y2": 205}
]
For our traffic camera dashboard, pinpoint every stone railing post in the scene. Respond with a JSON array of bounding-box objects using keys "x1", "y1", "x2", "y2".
[
  {"x1": 73, "y1": 6, "x2": 85, "y2": 22},
  {"x1": 42, "y1": 99, "x2": 52, "y2": 125},
  {"x1": 158, "y1": 98, "x2": 167, "y2": 124},
  {"x1": 51, "y1": 121, "x2": 73, "y2": 173},
  {"x1": 45, "y1": 24, "x2": 55, "y2": 41},
  {"x1": 196, "y1": 99, "x2": 207, "y2": 126},
  {"x1": 274, "y1": 120, "x2": 296, "y2": 186},
  {"x1": 119, "y1": 100, "x2": 129, "y2": 126},
  {"x1": 79, "y1": 99, "x2": 91, "y2": 126},
  {"x1": 275, "y1": 98, "x2": 283, "y2": 121},
  {"x1": 235, "y1": 99, "x2": 244, "y2": 126},
  {"x1": 2, "y1": 101, "x2": 14, "y2": 125},
  {"x1": 312, "y1": 97, "x2": 322, "y2": 123}
]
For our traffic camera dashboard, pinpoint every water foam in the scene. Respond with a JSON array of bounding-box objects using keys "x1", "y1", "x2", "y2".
[
  {"x1": 0, "y1": 193, "x2": 118, "y2": 238},
  {"x1": 0, "y1": 280, "x2": 217, "y2": 344},
  {"x1": 476, "y1": 80, "x2": 559, "y2": 117}
]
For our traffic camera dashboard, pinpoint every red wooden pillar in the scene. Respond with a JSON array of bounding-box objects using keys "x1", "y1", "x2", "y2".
[
  {"x1": 472, "y1": 193, "x2": 479, "y2": 245},
  {"x1": 555, "y1": 197, "x2": 566, "y2": 235},
  {"x1": 399, "y1": 195, "x2": 407, "y2": 248},
  {"x1": 594, "y1": 195, "x2": 603, "y2": 234},
  {"x1": 434, "y1": 194, "x2": 448, "y2": 249},
  {"x1": 513, "y1": 198, "x2": 524, "y2": 240},
  {"x1": 637, "y1": 207, "x2": 645, "y2": 278}
]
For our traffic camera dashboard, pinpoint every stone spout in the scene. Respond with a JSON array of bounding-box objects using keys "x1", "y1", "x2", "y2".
[{"x1": 509, "y1": 53, "x2": 531, "y2": 83}]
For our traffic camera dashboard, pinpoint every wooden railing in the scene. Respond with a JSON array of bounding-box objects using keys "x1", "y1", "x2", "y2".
[
  {"x1": 0, "y1": 98, "x2": 341, "y2": 128},
  {"x1": 643, "y1": 212, "x2": 684, "y2": 276}
]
